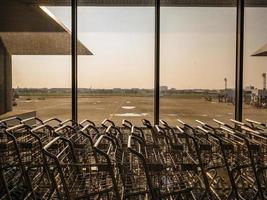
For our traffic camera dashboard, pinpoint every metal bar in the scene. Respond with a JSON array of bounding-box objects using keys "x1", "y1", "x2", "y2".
[
  {"x1": 235, "y1": 0, "x2": 244, "y2": 121},
  {"x1": 71, "y1": 0, "x2": 78, "y2": 123},
  {"x1": 154, "y1": 0, "x2": 160, "y2": 125}
]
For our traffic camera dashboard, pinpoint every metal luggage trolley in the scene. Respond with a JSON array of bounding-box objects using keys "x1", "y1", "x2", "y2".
[
  {"x1": 0, "y1": 116, "x2": 55, "y2": 199},
  {"x1": 142, "y1": 119, "x2": 162, "y2": 146},
  {"x1": 128, "y1": 131, "x2": 196, "y2": 200},
  {"x1": 195, "y1": 121, "x2": 243, "y2": 200},
  {"x1": 43, "y1": 135, "x2": 119, "y2": 200},
  {"x1": 176, "y1": 119, "x2": 216, "y2": 200},
  {"x1": 213, "y1": 119, "x2": 264, "y2": 200},
  {"x1": 29, "y1": 123, "x2": 60, "y2": 199},
  {"x1": 0, "y1": 117, "x2": 23, "y2": 200},
  {"x1": 229, "y1": 119, "x2": 267, "y2": 199},
  {"x1": 159, "y1": 120, "x2": 190, "y2": 167},
  {"x1": 94, "y1": 132, "x2": 123, "y2": 200},
  {"x1": 159, "y1": 120, "x2": 211, "y2": 199},
  {"x1": 239, "y1": 125, "x2": 267, "y2": 199},
  {"x1": 0, "y1": 124, "x2": 37, "y2": 200},
  {"x1": 122, "y1": 119, "x2": 156, "y2": 148},
  {"x1": 53, "y1": 124, "x2": 100, "y2": 166},
  {"x1": 120, "y1": 120, "x2": 158, "y2": 199},
  {"x1": 196, "y1": 120, "x2": 243, "y2": 200}
]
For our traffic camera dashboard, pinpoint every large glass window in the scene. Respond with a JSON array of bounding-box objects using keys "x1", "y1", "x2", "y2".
[
  {"x1": 0, "y1": 3, "x2": 72, "y2": 120},
  {"x1": 243, "y1": 6, "x2": 267, "y2": 122},
  {"x1": 77, "y1": 6, "x2": 154, "y2": 126},
  {"x1": 160, "y1": 6, "x2": 237, "y2": 126}
]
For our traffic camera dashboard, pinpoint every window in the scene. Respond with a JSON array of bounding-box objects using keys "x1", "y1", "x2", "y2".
[
  {"x1": 0, "y1": 3, "x2": 72, "y2": 120},
  {"x1": 77, "y1": 6, "x2": 154, "y2": 125},
  {"x1": 243, "y1": 6, "x2": 267, "y2": 121},
  {"x1": 160, "y1": 5, "x2": 236, "y2": 126}
]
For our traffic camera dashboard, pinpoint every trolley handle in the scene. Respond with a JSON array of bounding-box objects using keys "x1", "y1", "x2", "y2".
[
  {"x1": 175, "y1": 125, "x2": 184, "y2": 133},
  {"x1": 105, "y1": 125, "x2": 121, "y2": 136},
  {"x1": 155, "y1": 125, "x2": 163, "y2": 133},
  {"x1": 105, "y1": 125, "x2": 122, "y2": 148},
  {"x1": 21, "y1": 117, "x2": 43, "y2": 125},
  {"x1": 177, "y1": 119, "x2": 195, "y2": 131},
  {"x1": 59, "y1": 119, "x2": 77, "y2": 126},
  {"x1": 177, "y1": 119, "x2": 186, "y2": 125},
  {"x1": 101, "y1": 119, "x2": 115, "y2": 128},
  {"x1": 213, "y1": 119, "x2": 233, "y2": 130},
  {"x1": 94, "y1": 135, "x2": 117, "y2": 161},
  {"x1": 31, "y1": 124, "x2": 53, "y2": 132},
  {"x1": 131, "y1": 126, "x2": 145, "y2": 140},
  {"x1": 0, "y1": 116, "x2": 22, "y2": 126},
  {"x1": 79, "y1": 119, "x2": 96, "y2": 127},
  {"x1": 94, "y1": 134, "x2": 115, "y2": 149},
  {"x1": 241, "y1": 125, "x2": 259, "y2": 134},
  {"x1": 43, "y1": 136, "x2": 72, "y2": 159},
  {"x1": 127, "y1": 135, "x2": 146, "y2": 162},
  {"x1": 142, "y1": 119, "x2": 152, "y2": 128},
  {"x1": 220, "y1": 126, "x2": 248, "y2": 145},
  {"x1": 213, "y1": 119, "x2": 226, "y2": 126},
  {"x1": 155, "y1": 125, "x2": 167, "y2": 138},
  {"x1": 80, "y1": 124, "x2": 100, "y2": 136},
  {"x1": 195, "y1": 120, "x2": 206, "y2": 126},
  {"x1": 43, "y1": 118, "x2": 62, "y2": 124},
  {"x1": 230, "y1": 119, "x2": 245, "y2": 126},
  {"x1": 159, "y1": 119, "x2": 168, "y2": 127},
  {"x1": 55, "y1": 124, "x2": 76, "y2": 133},
  {"x1": 196, "y1": 120, "x2": 216, "y2": 131},
  {"x1": 197, "y1": 126, "x2": 209, "y2": 134},
  {"x1": 5, "y1": 123, "x2": 31, "y2": 133},
  {"x1": 175, "y1": 126, "x2": 195, "y2": 141},
  {"x1": 122, "y1": 119, "x2": 132, "y2": 129},
  {"x1": 76, "y1": 128, "x2": 94, "y2": 144},
  {"x1": 246, "y1": 119, "x2": 266, "y2": 127},
  {"x1": 241, "y1": 126, "x2": 267, "y2": 142},
  {"x1": 220, "y1": 126, "x2": 235, "y2": 134}
]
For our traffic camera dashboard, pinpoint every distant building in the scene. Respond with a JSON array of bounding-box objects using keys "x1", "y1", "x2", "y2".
[
  {"x1": 160, "y1": 86, "x2": 168, "y2": 92},
  {"x1": 245, "y1": 86, "x2": 255, "y2": 90},
  {"x1": 250, "y1": 89, "x2": 267, "y2": 107},
  {"x1": 244, "y1": 86, "x2": 254, "y2": 104},
  {"x1": 113, "y1": 88, "x2": 122, "y2": 93},
  {"x1": 219, "y1": 88, "x2": 235, "y2": 103},
  {"x1": 251, "y1": 89, "x2": 267, "y2": 100}
]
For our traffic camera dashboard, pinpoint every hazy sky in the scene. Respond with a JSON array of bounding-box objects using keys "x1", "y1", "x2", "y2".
[{"x1": 12, "y1": 7, "x2": 267, "y2": 89}]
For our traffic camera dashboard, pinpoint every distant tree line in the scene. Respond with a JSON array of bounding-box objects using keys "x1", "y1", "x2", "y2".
[{"x1": 14, "y1": 87, "x2": 222, "y2": 97}]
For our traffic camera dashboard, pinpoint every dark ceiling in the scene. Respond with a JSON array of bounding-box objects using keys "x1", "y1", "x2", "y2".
[
  {"x1": 0, "y1": 0, "x2": 66, "y2": 32},
  {"x1": 0, "y1": 0, "x2": 92, "y2": 55},
  {"x1": 18, "y1": 0, "x2": 267, "y2": 7}
]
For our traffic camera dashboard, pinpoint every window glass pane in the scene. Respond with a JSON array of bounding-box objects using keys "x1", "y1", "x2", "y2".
[
  {"x1": 243, "y1": 6, "x2": 267, "y2": 122},
  {"x1": 78, "y1": 5, "x2": 154, "y2": 126},
  {"x1": 160, "y1": 5, "x2": 236, "y2": 126},
  {"x1": 0, "y1": 3, "x2": 72, "y2": 121}
]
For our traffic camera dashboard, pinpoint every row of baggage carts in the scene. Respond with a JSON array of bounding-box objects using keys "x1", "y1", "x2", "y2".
[{"x1": 0, "y1": 116, "x2": 267, "y2": 199}]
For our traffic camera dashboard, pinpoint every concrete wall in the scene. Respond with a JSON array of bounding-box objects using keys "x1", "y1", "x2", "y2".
[{"x1": 0, "y1": 38, "x2": 12, "y2": 115}]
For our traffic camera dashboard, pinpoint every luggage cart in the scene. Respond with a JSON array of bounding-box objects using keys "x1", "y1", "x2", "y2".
[
  {"x1": 177, "y1": 119, "x2": 216, "y2": 200},
  {"x1": 213, "y1": 120, "x2": 264, "y2": 200},
  {"x1": 43, "y1": 136, "x2": 118, "y2": 200},
  {"x1": 0, "y1": 124, "x2": 36, "y2": 200},
  {"x1": 128, "y1": 134, "x2": 195, "y2": 200}
]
